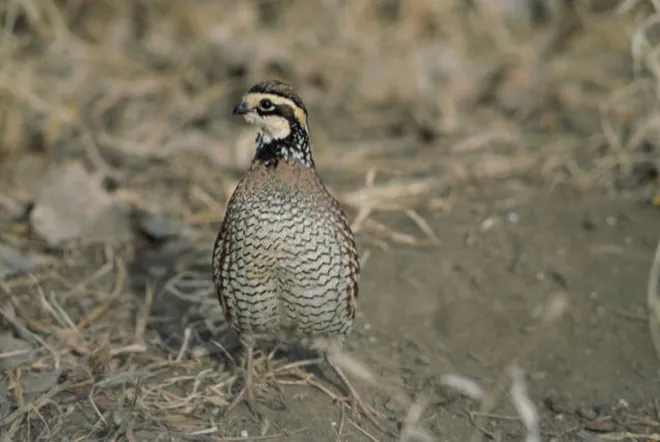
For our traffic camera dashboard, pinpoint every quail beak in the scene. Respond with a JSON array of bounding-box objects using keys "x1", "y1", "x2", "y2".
[{"x1": 233, "y1": 101, "x2": 250, "y2": 116}]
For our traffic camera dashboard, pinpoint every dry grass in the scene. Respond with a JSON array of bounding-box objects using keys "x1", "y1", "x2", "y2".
[{"x1": 0, "y1": 0, "x2": 659, "y2": 441}]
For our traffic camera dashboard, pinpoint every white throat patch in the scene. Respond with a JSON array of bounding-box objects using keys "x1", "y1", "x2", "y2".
[{"x1": 244, "y1": 113, "x2": 291, "y2": 142}]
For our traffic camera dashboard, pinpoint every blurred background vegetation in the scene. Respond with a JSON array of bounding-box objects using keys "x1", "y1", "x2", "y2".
[{"x1": 1, "y1": 1, "x2": 660, "y2": 441}]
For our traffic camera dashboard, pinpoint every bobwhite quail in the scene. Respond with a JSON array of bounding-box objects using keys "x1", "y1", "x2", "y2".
[{"x1": 212, "y1": 80, "x2": 380, "y2": 425}]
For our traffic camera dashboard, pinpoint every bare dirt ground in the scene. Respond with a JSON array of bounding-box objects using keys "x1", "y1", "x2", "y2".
[{"x1": 1, "y1": 1, "x2": 660, "y2": 441}]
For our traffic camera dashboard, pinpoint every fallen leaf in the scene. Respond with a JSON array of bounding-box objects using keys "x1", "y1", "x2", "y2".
[
  {"x1": 0, "y1": 244, "x2": 40, "y2": 280},
  {"x1": 29, "y1": 162, "x2": 133, "y2": 246},
  {"x1": 0, "y1": 333, "x2": 35, "y2": 370}
]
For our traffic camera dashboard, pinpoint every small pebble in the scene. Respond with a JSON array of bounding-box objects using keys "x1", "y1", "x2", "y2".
[
  {"x1": 581, "y1": 219, "x2": 597, "y2": 231},
  {"x1": 480, "y1": 216, "x2": 499, "y2": 231},
  {"x1": 190, "y1": 346, "x2": 209, "y2": 359},
  {"x1": 576, "y1": 405, "x2": 598, "y2": 420},
  {"x1": 544, "y1": 394, "x2": 573, "y2": 414},
  {"x1": 384, "y1": 398, "x2": 399, "y2": 413},
  {"x1": 506, "y1": 211, "x2": 519, "y2": 223},
  {"x1": 529, "y1": 371, "x2": 547, "y2": 381},
  {"x1": 584, "y1": 418, "x2": 616, "y2": 433}
]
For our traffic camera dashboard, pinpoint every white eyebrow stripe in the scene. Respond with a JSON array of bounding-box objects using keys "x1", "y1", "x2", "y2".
[{"x1": 244, "y1": 92, "x2": 308, "y2": 131}]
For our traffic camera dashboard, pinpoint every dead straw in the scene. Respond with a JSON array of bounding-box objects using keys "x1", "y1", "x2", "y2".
[{"x1": 647, "y1": 240, "x2": 660, "y2": 361}]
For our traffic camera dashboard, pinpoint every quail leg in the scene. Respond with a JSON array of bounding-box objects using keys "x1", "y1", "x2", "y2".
[
  {"x1": 244, "y1": 343, "x2": 257, "y2": 408},
  {"x1": 237, "y1": 336, "x2": 262, "y2": 418},
  {"x1": 325, "y1": 350, "x2": 389, "y2": 433}
]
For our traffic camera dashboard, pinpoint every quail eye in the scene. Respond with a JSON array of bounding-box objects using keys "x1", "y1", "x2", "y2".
[{"x1": 259, "y1": 98, "x2": 273, "y2": 110}]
